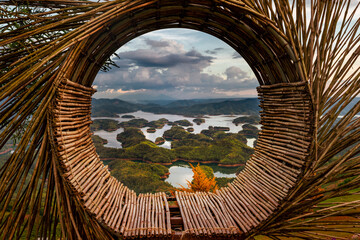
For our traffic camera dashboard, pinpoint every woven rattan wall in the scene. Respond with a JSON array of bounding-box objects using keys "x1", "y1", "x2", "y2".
[
  {"x1": 48, "y1": 78, "x2": 313, "y2": 239},
  {"x1": 1, "y1": 1, "x2": 360, "y2": 240},
  {"x1": 47, "y1": 3, "x2": 313, "y2": 237}
]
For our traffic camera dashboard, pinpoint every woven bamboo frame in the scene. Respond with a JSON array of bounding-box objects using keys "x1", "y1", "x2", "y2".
[
  {"x1": 48, "y1": 77, "x2": 313, "y2": 239},
  {"x1": 1, "y1": 0, "x2": 360, "y2": 240}
]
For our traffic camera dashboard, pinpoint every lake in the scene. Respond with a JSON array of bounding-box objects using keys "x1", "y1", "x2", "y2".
[
  {"x1": 93, "y1": 110, "x2": 259, "y2": 187},
  {"x1": 93, "y1": 110, "x2": 259, "y2": 149}
]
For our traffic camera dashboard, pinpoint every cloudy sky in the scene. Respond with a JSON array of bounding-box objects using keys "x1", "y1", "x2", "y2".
[{"x1": 93, "y1": 29, "x2": 258, "y2": 100}]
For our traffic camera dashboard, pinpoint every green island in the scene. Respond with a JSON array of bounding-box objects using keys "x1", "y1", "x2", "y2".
[
  {"x1": 239, "y1": 124, "x2": 259, "y2": 138},
  {"x1": 88, "y1": 109, "x2": 262, "y2": 195},
  {"x1": 116, "y1": 127, "x2": 147, "y2": 148},
  {"x1": 193, "y1": 118, "x2": 205, "y2": 125},
  {"x1": 96, "y1": 125, "x2": 254, "y2": 166},
  {"x1": 174, "y1": 119, "x2": 193, "y2": 126},
  {"x1": 90, "y1": 119, "x2": 120, "y2": 131},
  {"x1": 91, "y1": 133, "x2": 242, "y2": 193},
  {"x1": 121, "y1": 114, "x2": 135, "y2": 118},
  {"x1": 116, "y1": 118, "x2": 169, "y2": 129},
  {"x1": 155, "y1": 137, "x2": 165, "y2": 145},
  {"x1": 147, "y1": 127, "x2": 156, "y2": 133},
  {"x1": 212, "y1": 126, "x2": 230, "y2": 131},
  {"x1": 232, "y1": 115, "x2": 260, "y2": 125},
  {"x1": 201, "y1": 127, "x2": 247, "y2": 144},
  {"x1": 119, "y1": 118, "x2": 149, "y2": 128},
  {"x1": 187, "y1": 127, "x2": 194, "y2": 132},
  {"x1": 147, "y1": 118, "x2": 168, "y2": 128},
  {"x1": 163, "y1": 126, "x2": 190, "y2": 141}
]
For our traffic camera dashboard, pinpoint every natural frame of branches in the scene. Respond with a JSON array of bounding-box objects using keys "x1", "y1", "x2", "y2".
[{"x1": 1, "y1": 0, "x2": 360, "y2": 239}]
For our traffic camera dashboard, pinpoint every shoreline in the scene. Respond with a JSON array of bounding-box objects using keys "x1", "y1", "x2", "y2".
[{"x1": 100, "y1": 157, "x2": 245, "y2": 167}]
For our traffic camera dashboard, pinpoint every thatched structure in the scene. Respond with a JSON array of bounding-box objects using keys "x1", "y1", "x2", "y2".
[{"x1": 1, "y1": 0, "x2": 360, "y2": 239}]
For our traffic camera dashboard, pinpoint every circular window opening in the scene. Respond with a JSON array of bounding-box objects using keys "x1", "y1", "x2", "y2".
[{"x1": 90, "y1": 29, "x2": 260, "y2": 194}]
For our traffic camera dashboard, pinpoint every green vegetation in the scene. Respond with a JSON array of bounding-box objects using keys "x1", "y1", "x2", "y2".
[
  {"x1": 147, "y1": 127, "x2": 156, "y2": 133},
  {"x1": 193, "y1": 118, "x2": 205, "y2": 125},
  {"x1": 215, "y1": 177, "x2": 236, "y2": 188},
  {"x1": 155, "y1": 137, "x2": 165, "y2": 145},
  {"x1": 201, "y1": 126, "x2": 233, "y2": 137},
  {"x1": 243, "y1": 124, "x2": 258, "y2": 130},
  {"x1": 212, "y1": 126, "x2": 230, "y2": 131},
  {"x1": 147, "y1": 118, "x2": 168, "y2": 128},
  {"x1": 172, "y1": 133, "x2": 252, "y2": 165},
  {"x1": 145, "y1": 98, "x2": 260, "y2": 115},
  {"x1": 239, "y1": 124, "x2": 259, "y2": 138},
  {"x1": 123, "y1": 141, "x2": 176, "y2": 163},
  {"x1": 108, "y1": 160, "x2": 173, "y2": 194},
  {"x1": 187, "y1": 127, "x2": 194, "y2": 132},
  {"x1": 94, "y1": 125, "x2": 252, "y2": 166},
  {"x1": 116, "y1": 127, "x2": 147, "y2": 148},
  {"x1": 199, "y1": 165, "x2": 214, "y2": 179},
  {"x1": 170, "y1": 133, "x2": 212, "y2": 148},
  {"x1": 93, "y1": 134, "x2": 108, "y2": 145},
  {"x1": 90, "y1": 119, "x2": 120, "y2": 131},
  {"x1": 119, "y1": 118, "x2": 148, "y2": 128},
  {"x1": 200, "y1": 128, "x2": 247, "y2": 144},
  {"x1": 215, "y1": 132, "x2": 247, "y2": 144},
  {"x1": 121, "y1": 114, "x2": 135, "y2": 118},
  {"x1": 163, "y1": 126, "x2": 189, "y2": 141},
  {"x1": 232, "y1": 115, "x2": 260, "y2": 125},
  {"x1": 173, "y1": 137, "x2": 253, "y2": 165},
  {"x1": 174, "y1": 119, "x2": 193, "y2": 126}
]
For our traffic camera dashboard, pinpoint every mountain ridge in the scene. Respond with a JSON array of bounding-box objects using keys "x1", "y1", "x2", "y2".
[{"x1": 92, "y1": 98, "x2": 260, "y2": 117}]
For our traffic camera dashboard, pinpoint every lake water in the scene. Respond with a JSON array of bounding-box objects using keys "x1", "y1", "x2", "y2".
[
  {"x1": 93, "y1": 110, "x2": 259, "y2": 149},
  {"x1": 93, "y1": 111, "x2": 259, "y2": 186}
]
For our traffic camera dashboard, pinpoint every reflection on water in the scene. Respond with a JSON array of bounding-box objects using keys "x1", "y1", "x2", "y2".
[
  {"x1": 93, "y1": 111, "x2": 259, "y2": 149},
  {"x1": 165, "y1": 161, "x2": 240, "y2": 188}
]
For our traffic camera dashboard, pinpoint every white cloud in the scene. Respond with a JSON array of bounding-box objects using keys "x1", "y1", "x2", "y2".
[{"x1": 94, "y1": 30, "x2": 258, "y2": 99}]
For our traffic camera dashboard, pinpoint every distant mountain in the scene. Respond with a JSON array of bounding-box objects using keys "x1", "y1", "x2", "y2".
[
  {"x1": 138, "y1": 98, "x2": 245, "y2": 106},
  {"x1": 139, "y1": 100, "x2": 175, "y2": 106},
  {"x1": 92, "y1": 96, "x2": 358, "y2": 118},
  {"x1": 92, "y1": 99, "x2": 141, "y2": 117},
  {"x1": 92, "y1": 98, "x2": 260, "y2": 117},
  {"x1": 163, "y1": 98, "x2": 247, "y2": 108},
  {"x1": 144, "y1": 98, "x2": 260, "y2": 116}
]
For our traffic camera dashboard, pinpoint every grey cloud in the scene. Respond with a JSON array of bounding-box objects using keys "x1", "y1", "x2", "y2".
[
  {"x1": 205, "y1": 50, "x2": 216, "y2": 54},
  {"x1": 95, "y1": 65, "x2": 257, "y2": 93},
  {"x1": 118, "y1": 49, "x2": 213, "y2": 68},
  {"x1": 94, "y1": 39, "x2": 257, "y2": 96},
  {"x1": 205, "y1": 47, "x2": 224, "y2": 55},
  {"x1": 144, "y1": 38, "x2": 170, "y2": 48},
  {"x1": 225, "y1": 66, "x2": 249, "y2": 80},
  {"x1": 232, "y1": 52, "x2": 242, "y2": 59}
]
